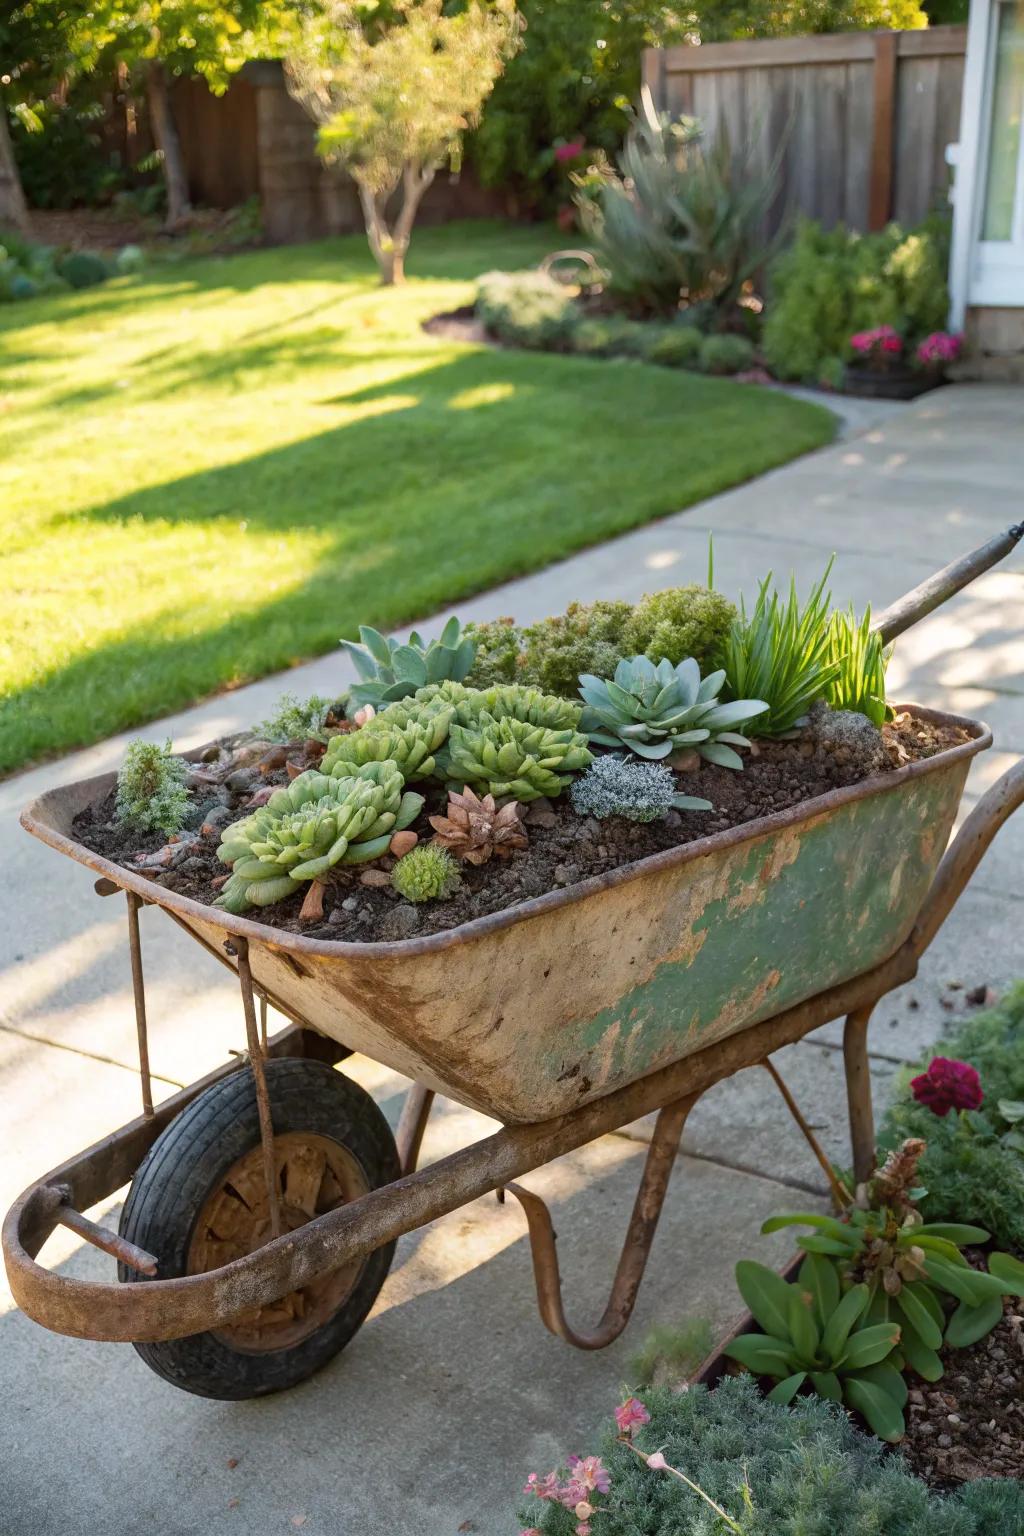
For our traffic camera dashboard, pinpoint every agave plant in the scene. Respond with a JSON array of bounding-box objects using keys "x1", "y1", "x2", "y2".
[
  {"x1": 215, "y1": 764, "x2": 422, "y2": 913},
  {"x1": 724, "y1": 1256, "x2": 906, "y2": 1441},
  {"x1": 341, "y1": 617, "x2": 476, "y2": 711},
  {"x1": 579, "y1": 655, "x2": 767, "y2": 767},
  {"x1": 446, "y1": 715, "x2": 593, "y2": 802}
]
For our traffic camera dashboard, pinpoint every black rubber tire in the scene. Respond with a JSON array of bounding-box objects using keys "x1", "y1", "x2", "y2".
[{"x1": 118, "y1": 1058, "x2": 399, "y2": 1400}]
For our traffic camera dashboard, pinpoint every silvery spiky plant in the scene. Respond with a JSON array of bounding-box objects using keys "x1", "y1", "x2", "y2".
[
  {"x1": 341, "y1": 616, "x2": 476, "y2": 711},
  {"x1": 258, "y1": 693, "x2": 335, "y2": 744},
  {"x1": 571, "y1": 754, "x2": 711, "y2": 821},
  {"x1": 446, "y1": 715, "x2": 593, "y2": 802},
  {"x1": 215, "y1": 763, "x2": 422, "y2": 913},
  {"x1": 579, "y1": 655, "x2": 767, "y2": 768}
]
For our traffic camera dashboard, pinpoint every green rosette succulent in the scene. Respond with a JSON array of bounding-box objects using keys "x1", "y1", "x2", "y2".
[
  {"x1": 579, "y1": 655, "x2": 768, "y2": 768},
  {"x1": 411, "y1": 680, "x2": 581, "y2": 731},
  {"x1": 321, "y1": 706, "x2": 454, "y2": 782},
  {"x1": 215, "y1": 764, "x2": 423, "y2": 913},
  {"x1": 341, "y1": 617, "x2": 475, "y2": 712},
  {"x1": 446, "y1": 715, "x2": 593, "y2": 802}
]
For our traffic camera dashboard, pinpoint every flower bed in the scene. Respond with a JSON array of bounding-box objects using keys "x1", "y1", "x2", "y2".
[{"x1": 69, "y1": 567, "x2": 966, "y2": 942}]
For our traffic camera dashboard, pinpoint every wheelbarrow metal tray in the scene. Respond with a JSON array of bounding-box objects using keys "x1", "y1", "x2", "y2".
[{"x1": 22, "y1": 707, "x2": 988, "y2": 1125}]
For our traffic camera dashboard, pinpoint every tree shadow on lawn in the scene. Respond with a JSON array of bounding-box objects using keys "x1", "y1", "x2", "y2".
[{"x1": 4, "y1": 351, "x2": 833, "y2": 767}]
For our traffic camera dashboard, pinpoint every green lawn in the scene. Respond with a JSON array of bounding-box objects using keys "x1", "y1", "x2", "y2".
[{"x1": 0, "y1": 220, "x2": 834, "y2": 777}]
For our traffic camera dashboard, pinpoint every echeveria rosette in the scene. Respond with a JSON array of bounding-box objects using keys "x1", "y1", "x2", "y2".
[
  {"x1": 321, "y1": 703, "x2": 454, "y2": 782},
  {"x1": 341, "y1": 616, "x2": 475, "y2": 712},
  {"x1": 579, "y1": 655, "x2": 768, "y2": 768},
  {"x1": 445, "y1": 715, "x2": 593, "y2": 802},
  {"x1": 910, "y1": 1057, "x2": 984, "y2": 1117},
  {"x1": 215, "y1": 764, "x2": 422, "y2": 913}
]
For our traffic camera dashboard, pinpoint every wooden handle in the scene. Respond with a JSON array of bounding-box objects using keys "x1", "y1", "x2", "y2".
[{"x1": 872, "y1": 522, "x2": 1023, "y2": 644}]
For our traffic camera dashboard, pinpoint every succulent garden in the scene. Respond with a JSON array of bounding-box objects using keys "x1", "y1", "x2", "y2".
[{"x1": 74, "y1": 560, "x2": 970, "y2": 944}]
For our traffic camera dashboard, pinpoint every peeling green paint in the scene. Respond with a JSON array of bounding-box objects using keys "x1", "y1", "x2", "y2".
[{"x1": 542, "y1": 770, "x2": 965, "y2": 1098}]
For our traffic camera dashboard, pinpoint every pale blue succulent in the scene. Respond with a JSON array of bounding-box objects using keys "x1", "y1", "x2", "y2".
[
  {"x1": 341, "y1": 617, "x2": 476, "y2": 711},
  {"x1": 579, "y1": 655, "x2": 768, "y2": 768}
]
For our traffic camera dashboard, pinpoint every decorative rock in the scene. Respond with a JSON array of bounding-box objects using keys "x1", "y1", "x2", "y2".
[
  {"x1": 380, "y1": 904, "x2": 421, "y2": 940},
  {"x1": 244, "y1": 785, "x2": 275, "y2": 808},
  {"x1": 390, "y1": 830, "x2": 419, "y2": 858},
  {"x1": 663, "y1": 809, "x2": 683, "y2": 829},
  {"x1": 525, "y1": 797, "x2": 557, "y2": 829},
  {"x1": 553, "y1": 862, "x2": 582, "y2": 886},
  {"x1": 359, "y1": 869, "x2": 391, "y2": 888},
  {"x1": 200, "y1": 805, "x2": 235, "y2": 837},
  {"x1": 200, "y1": 744, "x2": 221, "y2": 763},
  {"x1": 342, "y1": 896, "x2": 360, "y2": 912},
  {"x1": 668, "y1": 748, "x2": 701, "y2": 774},
  {"x1": 225, "y1": 767, "x2": 259, "y2": 794}
]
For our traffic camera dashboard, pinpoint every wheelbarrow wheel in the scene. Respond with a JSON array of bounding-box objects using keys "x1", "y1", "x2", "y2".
[{"x1": 117, "y1": 1057, "x2": 399, "y2": 1400}]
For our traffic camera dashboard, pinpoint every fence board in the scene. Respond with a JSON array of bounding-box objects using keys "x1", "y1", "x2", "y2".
[{"x1": 644, "y1": 26, "x2": 965, "y2": 234}]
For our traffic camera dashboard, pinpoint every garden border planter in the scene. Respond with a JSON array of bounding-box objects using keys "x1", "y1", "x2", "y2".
[
  {"x1": 843, "y1": 364, "x2": 940, "y2": 400},
  {"x1": 19, "y1": 710, "x2": 988, "y2": 1124}
]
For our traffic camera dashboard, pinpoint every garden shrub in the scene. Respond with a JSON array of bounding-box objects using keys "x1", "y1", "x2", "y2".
[
  {"x1": 463, "y1": 617, "x2": 523, "y2": 687},
  {"x1": 878, "y1": 983, "x2": 1024, "y2": 1253},
  {"x1": 0, "y1": 229, "x2": 66, "y2": 304},
  {"x1": 520, "y1": 600, "x2": 634, "y2": 697},
  {"x1": 516, "y1": 1375, "x2": 1024, "y2": 1534},
  {"x1": 763, "y1": 215, "x2": 950, "y2": 384},
  {"x1": 57, "y1": 250, "x2": 109, "y2": 291},
  {"x1": 578, "y1": 100, "x2": 779, "y2": 318},
  {"x1": 699, "y1": 332, "x2": 755, "y2": 374},
  {"x1": 623, "y1": 585, "x2": 736, "y2": 669},
  {"x1": 475, "y1": 268, "x2": 578, "y2": 348},
  {"x1": 644, "y1": 325, "x2": 703, "y2": 368}
]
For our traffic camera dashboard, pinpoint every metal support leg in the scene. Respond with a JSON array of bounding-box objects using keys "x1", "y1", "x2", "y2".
[
  {"x1": 125, "y1": 892, "x2": 154, "y2": 1118},
  {"x1": 231, "y1": 938, "x2": 281, "y2": 1240},
  {"x1": 844, "y1": 1005, "x2": 876, "y2": 1186},
  {"x1": 396, "y1": 1084, "x2": 436, "y2": 1176},
  {"x1": 502, "y1": 1096, "x2": 692, "y2": 1350}
]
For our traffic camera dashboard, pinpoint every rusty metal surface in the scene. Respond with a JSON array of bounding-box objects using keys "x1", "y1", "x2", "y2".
[
  {"x1": 0, "y1": 937, "x2": 939, "y2": 1344},
  {"x1": 18, "y1": 709, "x2": 990, "y2": 1124},
  {"x1": 503, "y1": 1096, "x2": 692, "y2": 1349}
]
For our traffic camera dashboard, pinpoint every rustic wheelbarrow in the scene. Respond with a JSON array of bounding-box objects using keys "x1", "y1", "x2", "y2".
[{"x1": 5, "y1": 528, "x2": 1023, "y2": 1399}]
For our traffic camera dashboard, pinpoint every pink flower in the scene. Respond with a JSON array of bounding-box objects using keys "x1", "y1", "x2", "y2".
[
  {"x1": 910, "y1": 1057, "x2": 983, "y2": 1116},
  {"x1": 615, "y1": 1396, "x2": 651, "y2": 1435},
  {"x1": 520, "y1": 1529, "x2": 543, "y2": 1536},
  {"x1": 647, "y1": 1451, "x2": 668, "y2": 1470},
  {"x1": 917, "y1": 331, "x2": 962, "y2": 367},
  {"x1": 565, "y1": 1455, "x2": 611, "y2": 1496},
  {"x1": 850, "y1": 324, "x2": 904, "y2": 360},
  {"x1": 576, "y1": 1525, "x2": 591, "y2": 1536},
  {"x1": 523, "y1": 1471, "x2": 561, "y2": 1501},
  {"x1": 554, "y1": 139, "x2": 586, "y2": 163},
  {"x1": 574, "y1": 1502, "x2": 594, "y2": 1520}
]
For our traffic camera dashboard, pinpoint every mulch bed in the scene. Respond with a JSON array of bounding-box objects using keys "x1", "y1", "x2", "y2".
[
  {"x1": 72, "y1": 712, "x2": 966, "y2": 944},
  {"x1": 900, "y1": 1252, "x2": 1024, "y2": 1489}
]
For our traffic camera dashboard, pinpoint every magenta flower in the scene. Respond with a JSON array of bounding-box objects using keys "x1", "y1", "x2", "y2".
[
  {"x1": 554, "y1": 139, "x2": 586, "y2": 163},
  {"x1": 910, "y1": 1057, "x2": 983, "y2": 1116},
  {"x1": 850, "y1": 325, "x2": 904, "y2": 360},
  {"x1": 917, "y1": 331, "x2": 962, "y2": 367},
  {"x1": 565, "y1": 1455, "x2": 611, "y2": 1496},
  {"x1": 615, "y1": 1396, "x2": 652, "y2": 1435}
]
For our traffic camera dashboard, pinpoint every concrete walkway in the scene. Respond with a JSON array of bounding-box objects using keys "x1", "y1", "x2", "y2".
[{"x1": 2, "y1": 383, "x2": 1022, "y2": 1535}]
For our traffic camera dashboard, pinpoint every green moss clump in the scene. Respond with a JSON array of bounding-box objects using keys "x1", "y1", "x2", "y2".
[
  {"x1": 463, "y1": 617, "x2": 524, "y2": 687},
  {"x1": 878, "y1": 983, "x2": 1024, "y2": 1253},
  {"x1": 520, "y1": 600, "x2": 633, "y2": 698},
  {"x1": 623, "y1": 585, "x2": 737, "y2": 671},
  {"x1": 390, "y1": 844, "x2": 462, "y2": 903},
  {"x1": 115, "y1": 739, "x2": 190, "y2": 836}
]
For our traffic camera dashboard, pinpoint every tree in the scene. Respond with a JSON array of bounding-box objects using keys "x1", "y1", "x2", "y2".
[
  {"x1": 0, "y1": 0, "x2": 110, "y2": 231},
  {"x1": 286, "y1": 0, "x2": 521, "y2": 285}
]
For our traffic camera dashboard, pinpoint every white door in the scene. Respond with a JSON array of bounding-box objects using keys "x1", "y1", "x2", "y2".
[{"x1": 971, "y1": 0, "x2": 1024, "y2": 306}]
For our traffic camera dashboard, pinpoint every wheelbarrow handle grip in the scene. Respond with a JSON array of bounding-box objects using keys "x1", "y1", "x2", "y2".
[
  {"x1": 873, "y1": 521, "x2": 1023, "y2": 645},
  {"x1": 909, "y1": 753, "x2": 1024, "y2": 960}
]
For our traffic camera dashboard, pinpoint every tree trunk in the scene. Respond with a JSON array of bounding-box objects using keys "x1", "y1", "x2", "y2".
[
  {"x1": 0, "y1": 95, "x2": 30, "y2": 235},
  {"x1": 356, "y1": 164, "x2": 435, "y2": 285},
  {"x1": 146, "y1": 61, "x2": 191, "y2": 230}
]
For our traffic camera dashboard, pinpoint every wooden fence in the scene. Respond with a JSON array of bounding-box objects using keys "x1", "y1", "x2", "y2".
[{"x1": 641, "y1": 26, "x2": 966, "y2": 233}]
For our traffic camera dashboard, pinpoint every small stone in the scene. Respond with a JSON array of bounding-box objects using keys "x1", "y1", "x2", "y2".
[
  {"x1": 669, "y1": 748, "x2": 701, "y2": 774},
  {"x1": 663, "y1": 810, "x2": 683, "y2": 829},
  {"x1": 200, "y1": 805, "x2": 234, "y2": 837},
  {"x1": 596, "y1": 844, "x2": 609, "y2": 858},
  {"x1": 525, "y1": 797, "x2": 557, "y2": 828},
  {"x1": 581, "y1": 817, "x2": 602, "y2": 838},
  {"x1": 553, "y1": 862, "x2": 581, "y2": 886},
  {"x1": 201, "y1": 744, "x2": 222, "y2": 763},
  {"x1": 937, "y1": 1433, "x2": 953, "y2": 1449},
  {"x1": 390, "y1": 830, "x2": 418, "y2": 858},
  {"x1": 244, "y1": 785, "x2": 275, "y2": 808},
  {"x1": 342, "y1": 896, "x2": 360, "y2": 912},
  {"x1": 359, "y1": 869, "x2": 391, "y2": 888},
  {"x1": 947, "y1": 1413, "x2": 961, "y2": 1425},
  {"x1": 917, "y1": 1422, "x2": 936, "y2": 1437},
  {"x1": 225, "y1": 767, "x2": 259, "y2": 794},
  {"x1": 966, "y1": 983, "x2": 992, "y2": 1006},
  {"x1": 357, "y1": 907, "x2": 373, "y2": 922},
  {"x1": 380, "y1": 904, "x2": 421, "y2": 940},
  {"x1": 257, "y1": 744, "x2": 290, "y2": 775}
]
